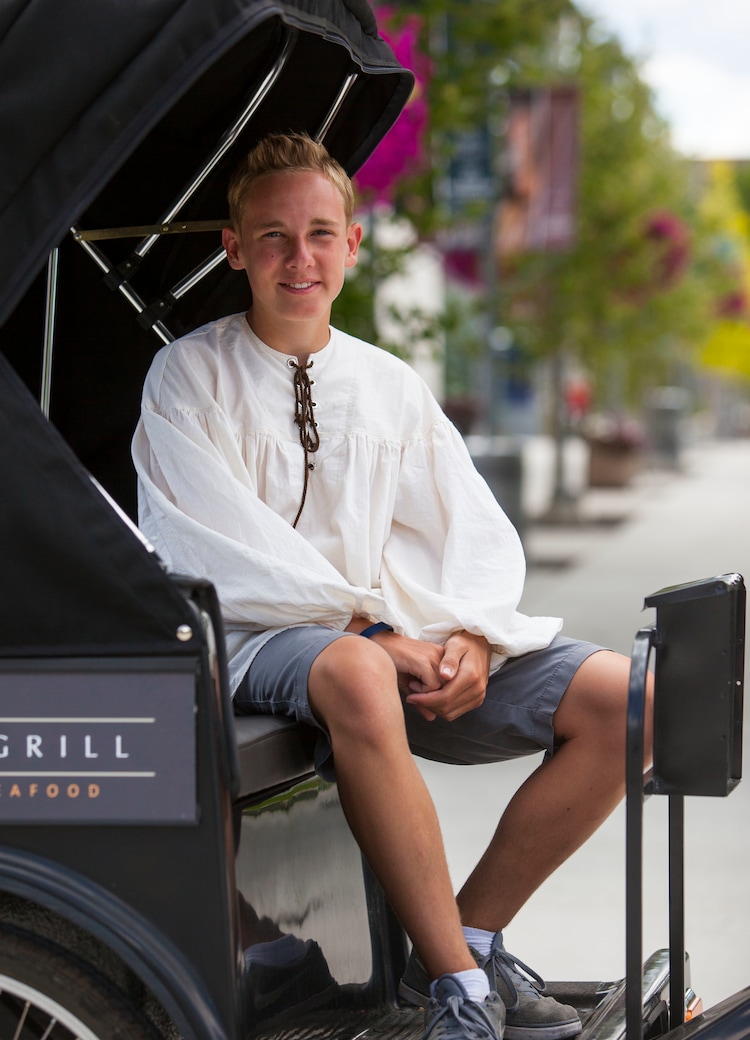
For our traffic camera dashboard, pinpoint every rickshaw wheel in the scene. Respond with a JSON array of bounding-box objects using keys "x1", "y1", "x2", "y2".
[{"x1": 0, "y1": 923, "x2": 163, "y2": 1039}]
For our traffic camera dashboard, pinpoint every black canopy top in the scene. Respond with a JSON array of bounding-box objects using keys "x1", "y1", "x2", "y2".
[
  {"x1": 0, "y1": 0, "x2": 412, "y2": 324},
  {"x1": 0, "y1": 0, "x2": 413, "y2": 657}
]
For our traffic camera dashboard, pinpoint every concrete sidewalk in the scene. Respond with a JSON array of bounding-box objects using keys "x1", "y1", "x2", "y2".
[{"x1": 418, "y1": 436, "x2": 750, "y2": 1012}]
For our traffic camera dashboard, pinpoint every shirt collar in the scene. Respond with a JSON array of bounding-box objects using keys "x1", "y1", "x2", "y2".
[{"x1": 240, "y1": 314, "x2": 334, "y2": 370}]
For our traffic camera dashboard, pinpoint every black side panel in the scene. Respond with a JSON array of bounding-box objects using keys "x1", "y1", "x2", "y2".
[{"x1": 0, "y1": 353, "x2": 197, "y2": 657}]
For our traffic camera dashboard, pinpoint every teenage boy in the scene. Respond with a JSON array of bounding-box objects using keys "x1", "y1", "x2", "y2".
[{"x1": 133, "y1": 133, "x2": 652, "y2": 1040}]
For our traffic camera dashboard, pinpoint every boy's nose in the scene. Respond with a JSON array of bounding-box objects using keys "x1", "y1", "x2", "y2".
[{"x1": 287, "y1": 236, "x2": 313, "y2": 267}]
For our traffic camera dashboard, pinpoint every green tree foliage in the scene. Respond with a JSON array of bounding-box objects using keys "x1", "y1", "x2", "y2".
[
  {"x1": 528, "y1": 20, "x2": 718, "y2": 407},
  {"x1": 388, "y1": 0, "x2": 570, "y2": 234},
  {"x1": 697, "y1": 162, "x2": 750, "y2": 381},
  {"x1": 734, "y1": 163, "x2": 750, "y2": 216},
  {"x1": 337, "y1": 2, "x2": 730, "y2": 416},
  {"x1": 482, "y1": 13, "x2": 722, "y2": 410},
  {"x1": 334, "y1": 1, "x2": 570, "y2": 390}
]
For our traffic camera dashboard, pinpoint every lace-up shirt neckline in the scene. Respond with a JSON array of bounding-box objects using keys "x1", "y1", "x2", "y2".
[{"x1": 288, "y1": 356, "x2": 319, "y2": 527}]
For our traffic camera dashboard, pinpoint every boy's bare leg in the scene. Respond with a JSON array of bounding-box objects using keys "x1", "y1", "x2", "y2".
[
  {"x1": 308, "y1": 642, "x2": 651, "y2": 973},
  {"x1": 456, "y1": 651, "x2": 653, "y2": 929},
  {"x1": 308, "y1": 636, "x2": 476, "y2": 981}
]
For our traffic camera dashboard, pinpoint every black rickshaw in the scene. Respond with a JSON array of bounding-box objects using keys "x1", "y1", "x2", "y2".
[{"x1": 0, "y1": 2, "x2": 747, "y2": 1038}]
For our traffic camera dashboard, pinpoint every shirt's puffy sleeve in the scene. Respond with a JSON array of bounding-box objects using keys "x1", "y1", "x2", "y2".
[
  {"x1": 132, "y1": 351, "x2": 396, "y2": 634},
  {"x1": 380, "y1": 418, "x2": 562, "y2": 663}
]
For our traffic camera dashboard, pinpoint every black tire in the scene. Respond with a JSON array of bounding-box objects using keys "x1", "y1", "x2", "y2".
[{"x1": 0, "y1": 922, "x2": 163, "y2": 1039}]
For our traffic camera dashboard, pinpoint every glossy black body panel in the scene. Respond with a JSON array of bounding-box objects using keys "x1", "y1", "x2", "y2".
[{"x1": 236, "y1": 777, "x2": 409, "y2": 1035}]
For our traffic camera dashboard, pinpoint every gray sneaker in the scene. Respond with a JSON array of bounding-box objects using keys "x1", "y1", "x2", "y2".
[
  {"x1": 400, "y1": 932, "x2": 581, "y2": 1040},
  {"x1": 424, "y1": 975, "x2": 505, "y2": 1040}
]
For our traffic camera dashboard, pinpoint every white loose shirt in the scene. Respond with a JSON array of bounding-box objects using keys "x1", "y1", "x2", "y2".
[{"x1": 132, "y1": 313, "x2": 562, "y2": 693}]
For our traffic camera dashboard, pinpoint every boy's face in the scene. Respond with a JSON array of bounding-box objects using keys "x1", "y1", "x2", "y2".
[{"x1": 222, "y1": 169, "x2": 361, "y2": 349}]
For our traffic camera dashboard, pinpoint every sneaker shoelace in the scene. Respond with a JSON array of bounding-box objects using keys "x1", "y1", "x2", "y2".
[
  {"x1": 479, "y1": 936, "x2": 547, "y2": 1012},
  {"x1": 425, "y1": 995, "x2": 499, "y2": 1040}
]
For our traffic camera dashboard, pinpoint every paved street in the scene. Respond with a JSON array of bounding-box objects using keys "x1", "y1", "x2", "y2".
[{"x1": 417, "y1": 436, "x2": 750, "y2": 1012}]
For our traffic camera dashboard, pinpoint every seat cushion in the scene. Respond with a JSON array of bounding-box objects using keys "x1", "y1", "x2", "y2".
[{"x1": 233, "y1": 714, "x2": 317, "y2": 799}]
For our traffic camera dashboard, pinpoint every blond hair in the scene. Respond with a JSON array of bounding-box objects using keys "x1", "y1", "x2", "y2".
[{"x1": 227, "y1": 133, "x2": 355, "y2": 230}]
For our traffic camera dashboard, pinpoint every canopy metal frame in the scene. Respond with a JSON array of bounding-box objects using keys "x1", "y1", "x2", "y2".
[{"x1": 40, "y1": 22, "x2": 361, "y2": 411}]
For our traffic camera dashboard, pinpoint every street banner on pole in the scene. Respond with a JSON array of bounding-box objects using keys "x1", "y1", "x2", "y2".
[{"x1": 496, "y1": 86, "x2": 579, "y2": 258}]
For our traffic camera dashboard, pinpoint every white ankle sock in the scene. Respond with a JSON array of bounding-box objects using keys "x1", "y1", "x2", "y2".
[
  {"x1": 462, "y1": 926, "x2": 495, "y2": 957},
  {"x1": 431, "y1": 968, "x2": 489, "y2": 1002}
]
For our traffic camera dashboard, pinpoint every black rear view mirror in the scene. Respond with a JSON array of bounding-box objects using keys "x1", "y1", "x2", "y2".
[{"x1": 646, "y1": 572, "x2": 745, "y2": 797}]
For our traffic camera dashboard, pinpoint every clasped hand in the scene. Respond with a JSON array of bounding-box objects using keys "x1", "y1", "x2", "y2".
[{"x1": 377, "y1": 630, "x2": 492, "y2": 723}]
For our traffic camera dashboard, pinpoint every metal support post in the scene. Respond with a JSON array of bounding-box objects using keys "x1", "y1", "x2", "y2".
[
  {"x1": 40, "y1": 248, "x2": 59, "y2": 418},
  {"x1": 668, "y1": 795, "x2": 685, "y2": 1030},
  {"x1": 625, "y1": 625, "x2": 656, "y2": 1040}
]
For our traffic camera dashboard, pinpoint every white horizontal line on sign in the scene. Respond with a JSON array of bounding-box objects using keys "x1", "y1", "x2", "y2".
[
  {"x1": 0, "y1": 771, "x2": 156, "y2": 778},
  {"x1": 0, "y1": 718, "x2": 155, "y2": 724}
]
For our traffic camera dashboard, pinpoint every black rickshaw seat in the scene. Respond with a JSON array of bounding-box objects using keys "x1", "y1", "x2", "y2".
[{"x1": 233, "y1": 713, "x2": 317, "y2": 800}]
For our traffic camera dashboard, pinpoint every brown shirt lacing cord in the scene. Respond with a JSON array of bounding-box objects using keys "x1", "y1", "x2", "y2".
[{"x1": 289, "y1": 358, "x2": 320, "y2": 528}]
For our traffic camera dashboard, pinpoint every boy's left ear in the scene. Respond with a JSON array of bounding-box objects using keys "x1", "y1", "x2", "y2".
[{"x1": 345, "y1": 222, "x2": 363, "y2": 268}]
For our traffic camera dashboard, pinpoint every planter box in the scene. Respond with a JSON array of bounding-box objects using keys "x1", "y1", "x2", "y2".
[{"x1": 587, "y1": 439, "x2": 641, "y2": 487}]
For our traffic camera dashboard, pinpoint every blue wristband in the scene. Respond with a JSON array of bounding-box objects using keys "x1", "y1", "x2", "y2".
[{"x1": 359, "y1": 622, "x2": 394, "y2": 638}]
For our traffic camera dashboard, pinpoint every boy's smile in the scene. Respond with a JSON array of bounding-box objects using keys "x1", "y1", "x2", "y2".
[{"x1": 222, "y1": 169, "x2": 361, "y2": 360}]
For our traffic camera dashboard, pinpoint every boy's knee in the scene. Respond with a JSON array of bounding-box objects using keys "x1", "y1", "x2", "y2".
[
  {"x1": 308, "y1": 634, "x2": 401, "y2": 736},
  {"x1": 555, "y1": 650, "x2": 632, "y2": 747}
]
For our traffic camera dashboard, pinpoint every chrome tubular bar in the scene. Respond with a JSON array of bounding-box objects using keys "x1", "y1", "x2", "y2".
[
  {"x1": 171, "y1": 246, "x2": 227, "y2": 300},
  {"x1": 89, "y1": 475, "x2": 156, "y2": 553},
  {"x1": 40, "y1": 248, "x2": 59, "y2": 418},
  {"x1": 135, "y1": 246, "x2": 228, "y2": 332},
  {"x1": 69, "y1": 23, "x2": 362, "y2": 342},
  {"x1": 625, "y1": 624, "x2": 657, "y2": 1040},
  {"x1": 315, "y1": 71, "x2": 359, "y2": 144},
  {"x1": 133, "y1": 25, "x2": 298, "y2": 261},
  {"x1": 72, "y1": 229, "x2": 173, "y2": 344}
]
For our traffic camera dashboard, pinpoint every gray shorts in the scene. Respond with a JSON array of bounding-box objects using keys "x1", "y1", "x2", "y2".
[{"x1": 234, "y1": 627, "x2": 604, "y2": 781}]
